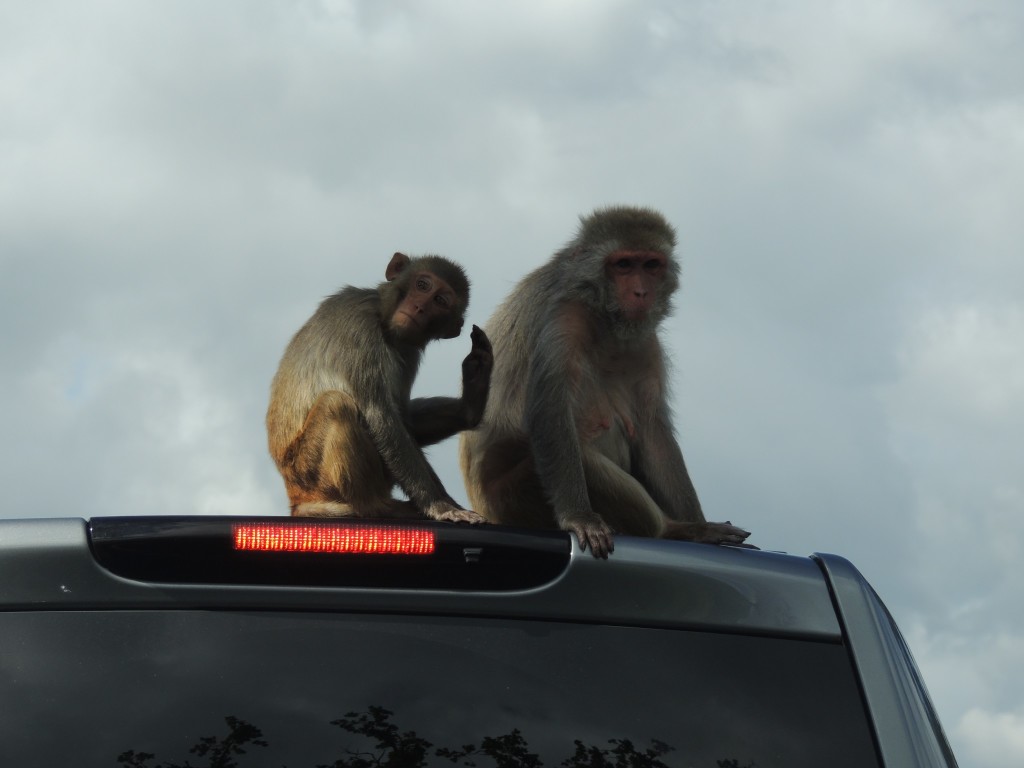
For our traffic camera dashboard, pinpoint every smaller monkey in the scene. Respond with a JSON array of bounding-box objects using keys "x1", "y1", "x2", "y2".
[{"x1": 267, "y1": 252, "x2": 491, "y2": 523}]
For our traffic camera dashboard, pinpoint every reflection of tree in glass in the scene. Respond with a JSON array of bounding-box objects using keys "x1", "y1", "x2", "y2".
[
  {"x1": 559, "y1": 738, "x2": 674, "y2": 768},
  {"x1": 115, "y1": 706, "x2": 752, "y2": 768},
  {"x1": 323, "y1": 706, "x2": 434, "y2": 768},
  {"x1": 436, "y1": 727, "x2": 542, "y2": 768},
  {"x1": 117, "y1": 715, "x2": 268, "y2": 768}
]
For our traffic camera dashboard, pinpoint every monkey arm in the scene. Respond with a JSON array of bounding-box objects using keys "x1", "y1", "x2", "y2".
[
  {"x1": 360, "y1": 396, "x2": 456, "y2": 506},
  {"x1": 407, "y1": 325, "x2": 493, "y2": 446},
  {"x1": 525, "y1": 329, "x2": 588, "y2": 513},
  {"x1": 364, "y1": 403, "x2": 485, "y2": 524},
  {"x1": 631, "y1": 405, "x2": 704, "y2": 523},
  {"x1": 407, "y1": 397, "x2": 467, "y2": 446},
  {"x1": 339, "y1": 336, "x2": 464, "y2": 516},
  {"x1": 524, "y1": 309, "x2": 613, "y2": 556},
  {"x1": 633, "y1": 411, "x2": 753, "y2": 546}
]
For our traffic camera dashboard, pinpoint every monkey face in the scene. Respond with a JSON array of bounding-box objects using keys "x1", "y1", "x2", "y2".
[
  {"x1": 605, "y1": 250, "x2": 668, "y2": 322},
  {"x1": 391, "y1": 271, "x2": 463, "y2": 343}
]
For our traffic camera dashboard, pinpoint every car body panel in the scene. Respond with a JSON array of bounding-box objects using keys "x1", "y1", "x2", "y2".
[
  {"x1": 0, "y1": 517, "x2": 958, "y2": 766},
  {"x1": 817, "y1": 553, "x2": 959, "y2": 767},
  {"x1": 0, "y1": 517, "x2": 840, "y2": 639}
]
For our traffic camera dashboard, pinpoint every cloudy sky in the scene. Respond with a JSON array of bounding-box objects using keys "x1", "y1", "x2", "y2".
[{"x1": 2, "y1": 0, "x2": 1021, "y2": 764}]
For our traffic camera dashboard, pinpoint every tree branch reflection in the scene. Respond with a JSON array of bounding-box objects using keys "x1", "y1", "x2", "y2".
[{"x1": 116, "y1": 705, "x2": 752, "y2": 768}]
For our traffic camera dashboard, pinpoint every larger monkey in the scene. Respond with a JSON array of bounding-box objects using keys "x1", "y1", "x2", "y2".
[
  {"x1": 460, "y1": 206, "x2": 750, "y2": 557},
  {"x1": 268, "y1": 252, "x2": 491, "y2": 522}
]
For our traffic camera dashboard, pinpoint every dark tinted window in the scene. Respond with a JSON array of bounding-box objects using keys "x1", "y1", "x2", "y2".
[{"x1": 0, "y1": 611, "x2": 879, "y2": 768}]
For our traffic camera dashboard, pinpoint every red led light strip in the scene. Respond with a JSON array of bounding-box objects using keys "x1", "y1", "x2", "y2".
[{"x1": 232, "y1": 523, "x2": 435, "y2": 555}]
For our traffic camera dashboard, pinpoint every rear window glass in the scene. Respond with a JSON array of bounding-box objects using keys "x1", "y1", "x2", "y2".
[{"x1": 0, "y1": 611, "x2": 879, "y2": 768}]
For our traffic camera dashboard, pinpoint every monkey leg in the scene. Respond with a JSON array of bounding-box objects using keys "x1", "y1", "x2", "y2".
[
  {"x1": 581, "y1": 452, "x2": 667, "y2": 538},
  {"x1": 473, "y1": 437, "x2": 559, "y2": 529},
  {"x1": 473, "y1": 438, "x2": 660, "y2": 536},
  {"x1": 472, "y1": 435, "x2": 737, "y2": 547},
  {"x1": 585, "y1": 455, "x2": 750, "y2": 544},
  {"x1": 282, "y1": 390, "x2": 418, "y2": 519}
]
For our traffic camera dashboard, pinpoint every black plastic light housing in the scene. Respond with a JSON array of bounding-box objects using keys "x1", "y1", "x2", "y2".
[{"x1": 89, "y1": 516, "x2": 571, "y2": 591}]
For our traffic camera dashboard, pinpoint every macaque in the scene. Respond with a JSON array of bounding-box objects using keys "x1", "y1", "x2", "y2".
[
  {"x1": 267, "y1": 252, "x2": 491, "y2": 522},
  {"x1": 460, "y1": 206, "x2": 750, "y2": 557}
]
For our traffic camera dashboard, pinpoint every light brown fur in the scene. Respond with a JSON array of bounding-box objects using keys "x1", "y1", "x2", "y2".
[
  {"x1": 268, "y1": 253, "x2": 492, "y2": 522},
  {"x1": 460, "y1": 206, "x2": 751, "y2": 557}
]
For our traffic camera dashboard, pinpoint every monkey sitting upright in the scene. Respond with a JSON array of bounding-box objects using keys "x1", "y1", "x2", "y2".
[
  {"x1": 267, "y1": 252, "x2": 492, "y2": 522},
  {"x1": 460, "y1": 206, "x2": 751, "y2": 557}
]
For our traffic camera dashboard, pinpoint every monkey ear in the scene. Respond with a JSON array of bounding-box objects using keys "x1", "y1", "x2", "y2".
[{"x1": 386, "y1": 252, "x2": 410, "y2": 281}]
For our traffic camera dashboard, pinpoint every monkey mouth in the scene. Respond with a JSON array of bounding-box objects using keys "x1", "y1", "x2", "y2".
[
  {"x1": 396, "y1": 310, "x2": 424, "y2": 328},
  {"x1": 621, "y1": 305, "x2": 652, "y2": 322}
]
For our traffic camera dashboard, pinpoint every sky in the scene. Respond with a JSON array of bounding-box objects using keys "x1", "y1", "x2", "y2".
[{"x1": 1, "y1": 1, "x2": 1021, "y2": 764}]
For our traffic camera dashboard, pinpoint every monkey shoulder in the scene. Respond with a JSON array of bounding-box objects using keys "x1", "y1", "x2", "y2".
[
  {"x1": 316, "y1": 290, "x2": 389, "y2": 346},
  {"x1": 549, "y1": 300, "x2": 600, "y2": 348},
  {"x1": 288, "y1": 288, "x2": 402, "y2": 390},
  {"x1": 317, "y1": 286, "x2": 379, "y2": 322}
]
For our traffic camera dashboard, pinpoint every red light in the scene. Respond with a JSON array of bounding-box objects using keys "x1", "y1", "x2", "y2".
[{"x1": 232, "y1": 523, "x2": 435, "y2": 555}]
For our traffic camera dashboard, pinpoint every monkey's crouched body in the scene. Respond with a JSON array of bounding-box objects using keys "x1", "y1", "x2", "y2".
[
  {"x1": 460, "y1": 206, "x2": 751, "y2": 558},
  {"x1": 267, "y1": 252, "x2": 493, "y2": 525}
]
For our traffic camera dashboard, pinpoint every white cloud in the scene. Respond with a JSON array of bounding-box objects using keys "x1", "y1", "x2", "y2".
[
  {"x1": 882, "y1": 306, "x2": 1024, "y2": 569},
  {"x1": 904, "y1": 617, "x2": 1024, "y2": 768},
  {"x1": 956, "y1": 708, "x2": 1024, "y2": 768},
  {"x1": 880, "y1": 305, "x2": 1024, "y2": 764}
]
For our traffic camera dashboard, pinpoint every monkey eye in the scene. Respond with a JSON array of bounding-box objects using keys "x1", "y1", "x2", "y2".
[
  {"x1": 416, "y1": 277, "x2": 433, "y2": 292},
  {"x1": 644, "y1": 259, "x2": 664, "y2": 272},
  {"x1": 612, "y1": 258, "x2": 634, "y2": 273},
  {"x1": 434, "y1": 294, "x2": 452, "y2": 309}
]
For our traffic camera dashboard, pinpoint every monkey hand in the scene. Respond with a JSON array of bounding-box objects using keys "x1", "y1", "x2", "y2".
[
  {"x1": 561, "y1": 511, "x2": 615, "y2": 559},
  {"x1": 424, "y1": 499, "x2": 488, "y2": 525},
  {"x1": 460, "y1": 325, "x2": 494, "y2": 427}
]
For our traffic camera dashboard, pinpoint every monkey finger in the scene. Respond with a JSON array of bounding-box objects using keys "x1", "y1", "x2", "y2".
[
  {"x1": 593, "y1": 536, "x2": 614, "y2": 559},
  {"x1": 720, "y1": 532, "x2": 756, "y2": 548},
  {"x1": 469, "y1": 328, "x2": 494, "y2": 364},
  {"x1": 470, "y1": 324, "x2": 492, "y2": 351},
  {"x1": 716, "y1": 522, "x2": 751, "y2": 539},
  {"x1": 570, "y1": 524, "x2": 614, "y2": 560},
  {"x1": 436, "y1": 508, "x2": 488, "y2": 525},
  {"x1": 587, "y1": 531, "x2": 614, "y2": 559},
  {"x1": 464, "y1": 328, "x2": 490, "y2": 358}
]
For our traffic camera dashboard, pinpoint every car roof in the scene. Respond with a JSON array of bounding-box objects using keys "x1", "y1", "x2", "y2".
[{"x1": 0, "y1": 516, "x2": 842, "y2": 640}]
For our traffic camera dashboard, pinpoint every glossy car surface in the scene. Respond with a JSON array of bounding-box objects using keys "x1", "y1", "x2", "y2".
[{"x1": 0, "y1": 516, "x2": 957, "y2": 767}]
